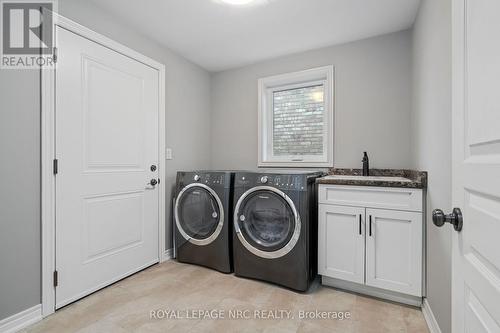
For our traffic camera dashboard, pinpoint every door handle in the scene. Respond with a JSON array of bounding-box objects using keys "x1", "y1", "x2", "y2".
[
  {"x1": 432, "y1": 208, "x2": 463, "y2": 231},
  {"x1": 146, "y1": 178, "x2": 158, "y2": 188},
  {"x1": 359, "y1": 214, "x2": 362, "y2": 235},
  {"x1": 369, "y1": 215, "x2": 372, "y2": 237}
]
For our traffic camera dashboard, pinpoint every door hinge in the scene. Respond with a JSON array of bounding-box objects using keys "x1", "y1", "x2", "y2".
[
  {"x1": 53, "y1": 159, "x2": 58, "y2": 175},
  {"x1": 53, "y1": 270, "x2": 58, "y2": 287},
  {"x1": 53, "y1": 47, "x2": 58, "y2": 63}
]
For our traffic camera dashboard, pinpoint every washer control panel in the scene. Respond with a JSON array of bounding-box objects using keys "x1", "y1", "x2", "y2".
[
  {"x1": 187, "y1": 173, "x2": 226, "y2": 186},
  {"x1": 200, "y1": 174, "x2": 225, "y2": 185}
]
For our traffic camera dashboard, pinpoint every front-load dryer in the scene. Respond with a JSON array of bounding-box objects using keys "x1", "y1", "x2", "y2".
[
  {"x1": 232, "y1": 170, "x2": 323, "y2": 291},
  {"x1": 174, "y1": 171, "x2": 234, "y2": 273}
]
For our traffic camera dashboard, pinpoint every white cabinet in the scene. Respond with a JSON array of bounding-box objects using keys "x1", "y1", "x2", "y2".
[
  {"x1": 318, "y1": 205, "x2": 365, "y2": 284},
  {"x1": 365, "y1": 208, "x2": 422, "y2": 296},
  {"x1": 318, "y1": 185, "x2": 424, "y2": 303}
]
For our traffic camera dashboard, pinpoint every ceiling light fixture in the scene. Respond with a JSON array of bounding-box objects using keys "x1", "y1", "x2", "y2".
[{"x1": 219, "y1": 0, "x2": 258, "y2": 6}]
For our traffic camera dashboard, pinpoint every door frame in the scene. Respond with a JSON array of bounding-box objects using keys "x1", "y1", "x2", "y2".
[
  {"x1": 41, "y1": 12, "x2": 166, "y2": 317},
  {"x1": 451, "y1": 0, "x2": 464, "y2": 330}
]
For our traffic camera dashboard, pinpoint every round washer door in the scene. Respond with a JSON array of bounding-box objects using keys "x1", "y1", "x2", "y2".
[
  {"x1": 234, "y1": 186, "x2": 301, "y2": 259},
  {"x1": 175, "y1": 183, "x2": 224, "y2": 246}
]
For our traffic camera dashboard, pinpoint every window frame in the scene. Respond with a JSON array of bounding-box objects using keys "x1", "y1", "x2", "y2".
[{"x1": 258, "y1": 65, "x2": 334, "y2": 168}]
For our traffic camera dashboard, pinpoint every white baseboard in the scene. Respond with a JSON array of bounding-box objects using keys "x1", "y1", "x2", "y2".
[
  {"x1": 0, "y1": 305, "x2": 42, "y2": 333},
  {"x1": 163, "y1": 248, "x2": 173, "y2": 261},
  {"x1": 422, "y1": 298, "x2": 442, "y2": 333},
  {"x1": 321, "y1": 276, "x2": 422, "y2": 307}
]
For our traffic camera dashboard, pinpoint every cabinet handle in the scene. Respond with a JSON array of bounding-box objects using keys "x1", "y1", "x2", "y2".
[
  {"x1": 359, "y1": 214, "x2": 362, "y2": 235},
  {"x1": 369, "y1": 215, "x2": 372, "y2": 237}
]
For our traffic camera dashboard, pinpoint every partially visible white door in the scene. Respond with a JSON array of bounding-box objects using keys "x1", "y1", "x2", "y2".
[
  {"x1": 55, "y1": 26, "x2": 159, "y2": 308},
  {"x1": 451, "y1": 0, "x2": 500, "y2": 331},
  {"x1": 318, "y1": 205, "x2": 365, "y2": 284},
  {"x1": 365, "y1": 209, "x2": 422, "y2": 296}
]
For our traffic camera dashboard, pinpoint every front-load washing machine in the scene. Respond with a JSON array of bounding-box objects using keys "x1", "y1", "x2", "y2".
[
  {"x1": 174, "y1": 171, "x2": 234, "y2": 273},
  {"x1": 232, "y1": 170, "x2": 323, "y2": 291}
]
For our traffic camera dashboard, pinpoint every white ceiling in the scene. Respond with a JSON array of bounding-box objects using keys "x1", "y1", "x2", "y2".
[{"x1": 89, "y1": 0, "x2": 421, "y2": 72}]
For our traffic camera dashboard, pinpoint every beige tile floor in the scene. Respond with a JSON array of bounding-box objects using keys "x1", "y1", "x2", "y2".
[{"x1": 24, "y1": 261, "x2": 429, "y2": 333}]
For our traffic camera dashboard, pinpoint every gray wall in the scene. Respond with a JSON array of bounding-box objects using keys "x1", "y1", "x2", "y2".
[
  {"x1": 210, "y1": 30, "x2": 413, "y2": 170},
  {"x1": 411, "y1": 0, "x2": 452, "y2": 332},
  {"x1": 0, "y1": 70, "x2": 42, "y2": 320},
  {"x1": 0, "y1": 0, "x2": 212, "y2": 320}
]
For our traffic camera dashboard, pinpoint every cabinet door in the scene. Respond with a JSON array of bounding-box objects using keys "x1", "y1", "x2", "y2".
[
  {"x1": 318, "y1": 204, "x2": 365, "y2": 284},
  {"x1": 365, "y1": 208, "x2": 422, "y2": 296}
]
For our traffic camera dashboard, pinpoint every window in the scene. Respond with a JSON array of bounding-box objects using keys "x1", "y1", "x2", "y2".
[{"x1": 258, "y1": 66, "x2": 334, "y2": 167}]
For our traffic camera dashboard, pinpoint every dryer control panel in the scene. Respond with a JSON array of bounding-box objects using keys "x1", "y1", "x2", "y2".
[
  {"x1": 268, "y1": 174, "x2": 305, "y2": 191},
  {"x1": 235, "y1": 173, "x2": 307, "y2": 191}
]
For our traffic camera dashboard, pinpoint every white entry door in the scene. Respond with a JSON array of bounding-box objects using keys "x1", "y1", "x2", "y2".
[
  {"x1": 55, "y1": 26, "x2": 160, "y2": 308},
  {"x1": 451, "y1": 0, "x2": 500, "y2": 331}
]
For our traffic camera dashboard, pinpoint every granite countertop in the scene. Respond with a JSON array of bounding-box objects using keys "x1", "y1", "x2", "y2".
[{"x1": 316, "y1": 168, "x2": 427, "y2": 189}]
